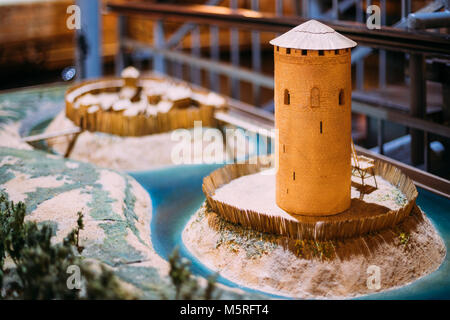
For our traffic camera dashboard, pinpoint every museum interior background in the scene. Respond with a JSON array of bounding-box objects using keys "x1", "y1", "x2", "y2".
[
  {"x1": 1, "y1": 0, "x2": 449, "y2": 181},
  {"x1": 0, "y1": 0, "x2": 450, "y2": 175}
]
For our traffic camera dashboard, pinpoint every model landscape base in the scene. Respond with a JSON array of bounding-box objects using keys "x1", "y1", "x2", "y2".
[
  {"x1": 183, "y1": 202, "x2": 445, "y2": 298},
  {"x1": 0, "y1": 147, "x2": 258, "y2": 300},
  {"x1": 183, "y1": 156, "x2": 446, "y2": 298}
]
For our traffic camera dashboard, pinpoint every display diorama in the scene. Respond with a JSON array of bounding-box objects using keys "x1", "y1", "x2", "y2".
[{"x1": 0, "y1": 20, "x2": 446, "y2": 300}]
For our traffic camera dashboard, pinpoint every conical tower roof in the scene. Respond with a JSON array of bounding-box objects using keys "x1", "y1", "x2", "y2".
[{"x1": 270, "y1": 20, "x2": 357, "y2": 50}]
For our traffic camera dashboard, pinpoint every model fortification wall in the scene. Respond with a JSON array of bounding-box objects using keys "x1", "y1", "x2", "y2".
[
  {"x1": 65, "y1": 75, "x2": 226, "y2": 137},
  {"x1": 270, "y1": 20, "x2": 357, "y2": 216},
  {"x1": 202, "y1": 158, "x2": 418, "y2": 241}
]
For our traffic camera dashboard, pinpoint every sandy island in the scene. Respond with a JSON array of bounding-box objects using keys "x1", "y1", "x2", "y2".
[{"x1": 183, "y1": 170, "x2": 446, "y2": 298}]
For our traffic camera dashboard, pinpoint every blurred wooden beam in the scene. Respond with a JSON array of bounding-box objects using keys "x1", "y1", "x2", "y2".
[{"x1": 106, "y1": 1, "x2": 450, "y2": 56}]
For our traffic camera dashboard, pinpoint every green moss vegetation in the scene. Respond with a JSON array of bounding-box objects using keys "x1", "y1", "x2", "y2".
[
  {"x1": 395, "y1": 227, "x2": 410, "y2": 247},
  {"x1": 393, "y1": 189, "x2": 408, "y2": 206},
  {"x1": 294, "y1": 239, "x2": 335, "y2": 260},
  {"x1": 0, "y1": 148, "x2": 113, "y2": 215},
  {"x1": 121, "y1": 175, "x2": 147, "y2": 247},
  {"x1": 202, "y1": 204, "x2": 337, "y2": 261},
  {"x1": 86, "y1": 221, "x2": 145, "y2": 267},
  {"x1": 375, "y1": 188, "x2": 407, "y2": 207},
  {"x1": 114, "y1": 264, "x2": 171, "y2": 300},
  {"x1": 211, "y1": 209, "x2": 278, "y2": 259}
]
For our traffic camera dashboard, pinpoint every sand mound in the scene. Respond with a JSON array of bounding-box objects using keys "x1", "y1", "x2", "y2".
[
  {"x1": 183, "y1": 203, "x2": 446, "y2": 299},
  {"x1": 44, "y1": 111, "x2": 253, "y2": 171}
]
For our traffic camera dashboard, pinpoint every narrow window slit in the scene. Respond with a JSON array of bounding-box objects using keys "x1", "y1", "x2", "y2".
[
  {"x1": 284, "y1": 89, "x2": 290, "y2": 105},
  {"x1": 293, "y1": 171, "x2": 296, "y2": 181},
  {"x1": 320, "y1": 121, "x2": 323, "y2": 134},
  {"x1": 339, "y1": 89, "x2": 345, "y2": 105}
]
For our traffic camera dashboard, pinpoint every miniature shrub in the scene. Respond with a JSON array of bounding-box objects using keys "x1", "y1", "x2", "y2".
[
  {"x1": 168, "y1": 247, "x2": 219, "y2": 300},
  {"x1": 396, "y1": 227, "x2": 410, "y2": 247}
]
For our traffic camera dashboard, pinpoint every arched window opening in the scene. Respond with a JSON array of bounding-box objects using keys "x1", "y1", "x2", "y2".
[
  {"x1": 339, "y1": 89, "x2": 345, "y2": 105},
  {"x1": 284, "y1": 89, "x2": 290, "y2": 105},
  {"x1": 311, "y1": 87, "x2": 320, "y2": 108}
]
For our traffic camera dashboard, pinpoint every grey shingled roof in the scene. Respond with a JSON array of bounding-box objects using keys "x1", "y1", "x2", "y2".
[{"x1": 270, "y1": 20, "x2": 357, "y2": 50}]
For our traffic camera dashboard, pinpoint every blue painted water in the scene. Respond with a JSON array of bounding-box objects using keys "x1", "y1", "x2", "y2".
[
  {"x1": 129, "y1": 164, "x2": 287, "y2": 298},
  {"x1": 129, "y1": 165, "x2": 450, "y2": 299}
]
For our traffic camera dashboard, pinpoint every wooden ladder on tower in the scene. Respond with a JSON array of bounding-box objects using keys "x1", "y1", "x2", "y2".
[{"x1": 351, "y1": 139, "x2": 378, "y2": 188}]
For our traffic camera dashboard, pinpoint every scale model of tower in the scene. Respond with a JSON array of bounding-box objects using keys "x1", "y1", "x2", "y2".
[{"x1": 270, "y1": 20, "x2": 357, "y2": 216}]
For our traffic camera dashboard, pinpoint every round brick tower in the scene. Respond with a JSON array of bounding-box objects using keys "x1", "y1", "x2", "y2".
[{"x1": 270, "y1": 20, "x2": 357, "y2": 216}]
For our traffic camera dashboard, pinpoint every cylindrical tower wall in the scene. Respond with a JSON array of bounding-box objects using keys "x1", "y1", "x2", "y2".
[{"x1": 274, "y1": 47, "x2": 352, "y2": 216}]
